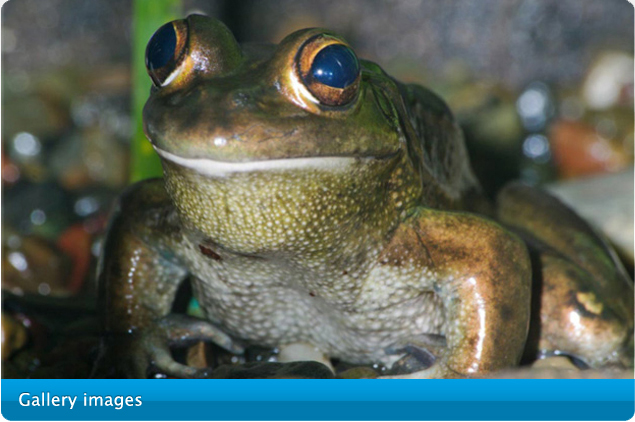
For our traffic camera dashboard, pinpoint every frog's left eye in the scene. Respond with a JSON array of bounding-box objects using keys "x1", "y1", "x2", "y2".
[
  {"x1": 145, "y1": 20, "x2": 189, "y2": 87},
  {"x1": 297, "y1": 37, "x2": 360, "y2": 107}
]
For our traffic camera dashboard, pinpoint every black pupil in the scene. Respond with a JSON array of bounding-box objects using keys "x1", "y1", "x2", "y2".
[
  {"x1": 311, "y1": 44, "x2": 359, "y2": 89},
  {"x1": 146, "y1": 22, "x2": 177, "y2": 71}
]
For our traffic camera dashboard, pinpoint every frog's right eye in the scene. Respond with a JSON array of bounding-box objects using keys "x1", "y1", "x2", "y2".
[
  {"x1": 295, "y1": 35, "x2": 360, "y2": 107},
  {"x1": 145, "y1": 20, "x2": 189, "y2": 87}
]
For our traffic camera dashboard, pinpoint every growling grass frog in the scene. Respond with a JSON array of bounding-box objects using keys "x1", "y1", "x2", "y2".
[{"x1": 100, "y1": 15, "x2": 633, "y2": 378}]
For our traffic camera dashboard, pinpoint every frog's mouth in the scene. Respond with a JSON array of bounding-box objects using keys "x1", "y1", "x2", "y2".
[{"x1": 154, "y1": 146, "x2": 383, "y2": 177}]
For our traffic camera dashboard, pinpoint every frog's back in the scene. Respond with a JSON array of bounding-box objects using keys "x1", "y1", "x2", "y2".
[{"x1": 397, "y1": 83, "x2": 486, "y2": 212}]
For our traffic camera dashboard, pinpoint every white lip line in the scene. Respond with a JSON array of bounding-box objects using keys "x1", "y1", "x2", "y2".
[{"x1": 153, "y1": 146, "x2": 374, "y2": 176}]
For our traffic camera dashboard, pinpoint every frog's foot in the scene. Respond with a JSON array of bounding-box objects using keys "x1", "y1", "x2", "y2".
[
  {"x1": 531, "y1": 252, "x2": 634, "y2": 369},
  {"x1": 107, "y1": 314, "x2": 244, "y2": 378},
  {"x1": 380, "y1": 335, "x2": 467, "y2": 379},
  {"x1": 383, "y1": 334, "x2": 446, "y2": 375},
  {"x1": 159, "y1": 314, "x2": 244, "y2": 354}
]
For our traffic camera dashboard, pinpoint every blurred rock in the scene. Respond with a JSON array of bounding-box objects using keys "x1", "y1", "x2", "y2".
[
  {"x1": 56, "y1": 223, "x2": 94, "y2": 293},
  {"x1": 2, "y1": 181, "x2": 74, "y2": 239},
  {"x1": 1, "y1": 77, "x2": 73, "y2": 145},
  {"x1": 6, "y1": 131, "x2": 47, "y2": 183},
  {"x1": 549, "y1": 120, "x2": 633, "y2": 179},
  {"x1": 3, "y1": 66, "x2": 131, "y2": 190},
  {"x1": 583, "y1": 52, "x2": 634, "y2": 111},
  {"x1": 1, "y1": 313, "x2": 28, "y2": 361},
  {"x1": 547, "y1": 169, "x2": 634, "y2": 264},
  {"x1": 2, "y1": 150, "x2": 21, "y2": 186},
  {"x1": 2, "y1": 226, "x2": 74, "y2": 297},
  {"x1": 50, "y1": 127, "x2": 129, "y2": 191},
  {"x1": 278, "y1": 342, "x2": 334, "y2": 373}
]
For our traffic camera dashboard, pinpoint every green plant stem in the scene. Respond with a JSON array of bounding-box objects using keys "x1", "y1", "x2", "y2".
[{"x1": 130, "y1": 0, "x2": 182, "y2": 182}]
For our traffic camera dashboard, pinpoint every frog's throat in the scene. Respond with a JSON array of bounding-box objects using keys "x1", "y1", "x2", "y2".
[{"x1": 154, "y1": 146, "x2": 376, "y2": 177}]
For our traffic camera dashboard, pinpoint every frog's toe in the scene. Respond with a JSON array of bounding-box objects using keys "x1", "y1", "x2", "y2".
[
  {"x1": 384, "y1": 334, "x2": 447, "y2": 375},
  {"x1": 149, "y1": 346, "x2": 213, "y2": 378},
  {"x1": 103, "y1": 314, "x2": 240, "y2": 378},
  {"x1": 159, "y1": 314, "x2": 244, "y2": 354},
  {"x1": 125, "y1": 327, "x2": 213, "y2": 379}
]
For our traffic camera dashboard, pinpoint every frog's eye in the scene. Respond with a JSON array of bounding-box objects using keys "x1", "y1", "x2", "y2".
[
  {"x1": 311, "y1": 45, "x2": 359, "y2": 88},
  {"x1": 145, "y1": 20, "x2": 188, "y2": 87},
  {"x1": 297, "y1": 38, "x2": 360, "y2": 107}
]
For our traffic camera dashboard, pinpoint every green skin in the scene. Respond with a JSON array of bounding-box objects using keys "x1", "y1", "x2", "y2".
[{"x1": 100, "y1": 15, "x2": 634, "y2": 378}]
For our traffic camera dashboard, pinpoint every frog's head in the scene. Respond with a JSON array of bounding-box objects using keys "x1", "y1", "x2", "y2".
[
  {"x1": 142, "y1": 15, "x2": 417, "y2": 252},
  {"x1": 143, "y1": 14, "x2": 408, "y2": 168}
]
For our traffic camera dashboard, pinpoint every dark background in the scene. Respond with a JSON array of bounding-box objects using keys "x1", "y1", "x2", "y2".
[{"x1": 3, "y1": 0, "x2": 633, "y2": 89}]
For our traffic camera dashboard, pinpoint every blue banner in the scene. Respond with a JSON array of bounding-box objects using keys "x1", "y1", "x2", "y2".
[{"x1": 2, "y1": 379, "x2": 633, "y2": 420}]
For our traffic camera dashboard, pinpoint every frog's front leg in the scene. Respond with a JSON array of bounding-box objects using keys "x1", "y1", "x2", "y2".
[
  {"x1": 98, "y1": 180, "x2": 242, "y2": 378},
  {"x1": 381, "y1": 208, "x2": 532, "y2": 378}
]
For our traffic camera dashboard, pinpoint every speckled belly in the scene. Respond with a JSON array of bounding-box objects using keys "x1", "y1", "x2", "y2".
[{"x1": 188, "y1": 254, "x2": 447, "y2": 365}]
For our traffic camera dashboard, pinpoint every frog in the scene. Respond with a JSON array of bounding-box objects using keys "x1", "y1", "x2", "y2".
[{"x1": 98, "y1": 14, "x2": 633, "y2": 378}]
